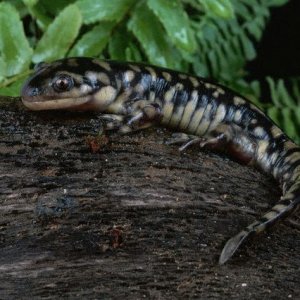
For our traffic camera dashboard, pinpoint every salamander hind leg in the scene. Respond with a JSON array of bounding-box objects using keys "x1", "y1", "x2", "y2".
[
  {"x1": 177, "y1": 124, "x2": 231, "y2": 152},
  {"x1": 171, "y1": 124, "x2": 255, "y2": 159},
  {"x1": 202, "y1": 124, "x2": 256, "y2": 165},
  {"x1": 165, "y1": 132, "x2": 198, "y2": 146}
]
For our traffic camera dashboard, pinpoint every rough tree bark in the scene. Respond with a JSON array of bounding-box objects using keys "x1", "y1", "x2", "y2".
[{"x1": 0, "y1": 97, "x2": 299, "y2": 299}]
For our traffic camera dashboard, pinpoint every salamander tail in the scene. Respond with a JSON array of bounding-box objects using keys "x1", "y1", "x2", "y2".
[
  {"x1": 219, "y1": 181, "x2": 300, "y2": 265},
  {"x1": 219, "y1": 230, "x2": 251, "y2": 264}
]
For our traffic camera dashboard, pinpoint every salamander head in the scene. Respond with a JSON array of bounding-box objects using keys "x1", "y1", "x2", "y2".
[{"x1": 21, "y1": 57, "x2": 119, "y2": 111}]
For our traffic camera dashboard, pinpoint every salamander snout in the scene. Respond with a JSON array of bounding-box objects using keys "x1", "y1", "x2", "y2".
[{"x1": 21, "y1": 85, "x2": 40, "y2": 98}]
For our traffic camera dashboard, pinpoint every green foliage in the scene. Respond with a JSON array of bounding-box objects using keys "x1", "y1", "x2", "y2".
[
  {"x1": 128, "y1": 2, "x2": 183, "y2": 69},
  {"x1": 147, "y1": 0, "x2": 197, "y2": 52},
  {"x1": 266, "y1": 77, "x2": 300, "y2": 142},
  {"x1": 0, "y1": 3, "x2": 32, "y2": 78},
  {"x1": 76, "y1": 0, "x2": 135, "y2": 24},
  {"x1": 69, "y1": 22, "x2": 114, "y2": 57},
  {"x1": 0, "y1": 0, "x2": 298, "y2": 143},
  {"x1": 192, "y1": 0, "x2": 284, "y2": 86},
  {"x1": 32, "y1": 4, "x2": 82, "y2": 63}
]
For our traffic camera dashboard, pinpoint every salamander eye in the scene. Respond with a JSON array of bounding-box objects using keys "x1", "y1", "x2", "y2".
[{"x1": 53, "y1": 75, "x2": 74, "y2": 92}]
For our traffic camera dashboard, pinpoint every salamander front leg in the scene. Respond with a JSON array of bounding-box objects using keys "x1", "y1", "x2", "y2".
[
  {"x1": 98, "y1": 114, "x2": 126, "y2": 131},
  {"x1": 118, "y1": 103, "x2": 162, "y2": 134},
  {"x1": 98, "y1": 103, "x2": 161, "y2": 135}
]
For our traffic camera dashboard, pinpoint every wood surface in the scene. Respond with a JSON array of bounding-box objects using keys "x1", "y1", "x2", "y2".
[{"x1": 0, "y1": 97, "x2": 299, "y2": 299}]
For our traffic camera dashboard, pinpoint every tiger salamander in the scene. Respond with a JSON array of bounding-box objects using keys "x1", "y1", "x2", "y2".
[{"x1": 21, "y1": 57, "x2": 300, "y2": 264}]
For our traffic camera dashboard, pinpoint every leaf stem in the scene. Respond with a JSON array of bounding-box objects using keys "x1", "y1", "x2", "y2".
[{"x1": 0, "y1": 69, "x2": 33, "y2": 88}]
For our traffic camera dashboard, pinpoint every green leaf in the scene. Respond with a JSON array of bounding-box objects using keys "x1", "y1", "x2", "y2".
[
  {"x1": 266, "y1": 77, "x2": 300, "y2": 143},
  {"x1": 266, "y1": 77, "x2": 290, "y2": 107},
  {"x1": 245, "y1": 21, "x2": 263, "y2": 40},
  {"x1": 277, "y1": 79, "x2": 295, "y2": 107},
  {"x1": 199, "y1": 0, "x2": 235, "y2": 19},
  {"x1": 7, "y1": 0, "x2": 28, "y2": 17},
  {"x1": 0, "y1": 78, "x2": 27, "y2": 97},
  {"x1": 27, "y1": 6, "x2": 52, "y2": 31},
  {"x1": 193, "y1": 0, "x2": 274, "y2": 82},
  {"x1": 25, "y1": 1, "x2": 76, "y2": 31},
  {"x1": 76, "y1": 0, "x2": 135, "y2": 24},
  {"x1": 267, "y1": 0, "x2": 289, "y2": 7},
  {"x1": 0, "y1": 58, "x2": 6, "y2": 83},
  {"x1": 291, "y1": 79, "x2": 300, "y2": 104},
  {"x1": 22, "y1": 0, "x2": 39, "y2": 7},
  {"x1": 125, "y1": 43, "x2": 143, "y2": 62},
  {"x1": 239, "y1": 31, "x2": 256, "y2": 60},
  {"x1": 128, "y1": 3, "x2": 182, "y2": 69},
  {"x1": 32, "y1": 4, "x2": 82, "y2": 63},
  {"x1": 282, "y1": 108, "x2": 298, "y2": 140},
  {"x1": 69, "y1": 22, "x2": 115, "y2": 57},
  {"x1": 108, "y1": 27, "x2": 130, "y2": 60},
  {"x1": 267, "y1": 106, "x2": 280, "y2": 126},
  {"x1": 0, "y1": 3, "x2": 33, "y2": 77},
  {"x1": 39, "y1": 0, "x2": 76, "y2": 16},
  {"x1": 147, "y1": 0, "x2": 196, "y2": 52}
]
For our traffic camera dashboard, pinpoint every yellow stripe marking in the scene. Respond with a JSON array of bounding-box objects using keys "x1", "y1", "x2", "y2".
[
  {"x1": 233, "y1": 96, "x2": 246, "y2": 106},
  {"x1": 179, "y1": 90, "x2": 198, "y2": 130},
  {"x1": 179, "y1": 74, "x2": 188, "y2": 80},
  {"x1": 129, "y1": 64, "x2": 141, "y2": 72},
  {"x1": 253, "y1": 126, "x2": 267, "y2": 138},
  {"x1": 162, "y1": 102, "x2": 174, "y2": 124},
  {"x1": 208, "y1": 104, "x2": 226, "y2": 131},
  {"x1": 189, "y1": 107, "x2": 205, "y2": 134},
  {"x1": 134, "y1": 83, "x2": 145, "y2": 94},
  {"x1": 97, "y1": 72, "x2": 110, "y2": 85},
  {"x1": 189, "y1": 77, "x2": 199, "y2": 87},
  {"x1": 263, "y1": 211, "x2": 277, "y2": 220},
  {"x1": 124, "y1": 70, "x2": 135, "y2": 83},
  {"x1": 94, "y1": 86, "x2": 117, "y2": 107},
  {"x1": 257, "y1": 140, "x2": 269, "y2": 160},
  {"x1": 234, "y1": 110, "x2": 242, "y2": 123},
  {"x1": 273, "y1": 204, "x2": 288, "y2": 212},
  {"x1": 145, "y1": 67, "x2": 157, "y2": 81},
  {"x1": 164, "y1": 87, "x2": 176, "y2": 102},
  {"x1": 175, "y1": 83, "x2": 184, "y2": 90},
  {"x1": 169, "y1": 105, "x2": 185, "y2": 127},
  {"x1": 195, "y1": 104, "x2": 213, "y2": 136},
  {"x1": 94, "y1": 60, "x2": 111, "y2": 71},
  {"x1": 162, "y1": 72, "x2": 172, "y2": 81},
  {"x1": 271, "y1": 125, "x2": 283, "y2": 138}
]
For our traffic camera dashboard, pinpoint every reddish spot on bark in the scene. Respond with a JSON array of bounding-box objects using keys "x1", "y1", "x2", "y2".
[
  {"x1": 86, "y1": 134, "x2": 109, "y2": 153},
  {"x1": 110, "y1": 226, "x2": 124, "y2": 248}
]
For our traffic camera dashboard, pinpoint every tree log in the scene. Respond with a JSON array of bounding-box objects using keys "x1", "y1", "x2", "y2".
[{"x1": 0, "y1": 97, "x2": 299, "y2": 299}]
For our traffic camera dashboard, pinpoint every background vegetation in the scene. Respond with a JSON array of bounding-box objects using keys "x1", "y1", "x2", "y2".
[{"x1": 0, "y1": 0, "x2": 299, "y2": 143}]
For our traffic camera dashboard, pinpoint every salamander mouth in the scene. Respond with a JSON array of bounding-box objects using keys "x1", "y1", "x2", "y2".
[
  {"x1": 21, "y1": 82, "x2": 93, "y2": 111},
  {"x1": 21, "y1": 96, "x2": 92, "y2": 111}
]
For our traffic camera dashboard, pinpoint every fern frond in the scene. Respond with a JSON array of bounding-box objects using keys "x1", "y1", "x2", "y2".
[
  {"x1": 266, "y1": 77, "x2": 300, "y2": 144},
  {"x1": 191, "y1": 0, "x2": 284, "y2": 82}
]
